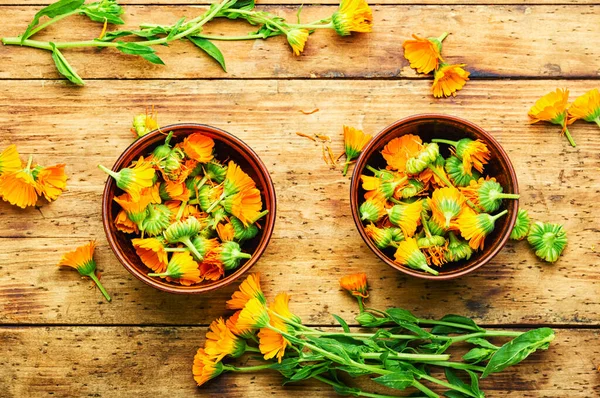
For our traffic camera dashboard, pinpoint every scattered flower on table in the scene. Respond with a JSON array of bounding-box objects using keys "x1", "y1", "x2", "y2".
[
  {"x1": 57, "y1": 241, "x2": 111, "y2": 302},
  {"x1": 510, "y1": 208, "x2": 531, "y2": 240},
  {"x1": 527, "y1": 221, "x2": 567, "y2": 263},
  {"x1": 568, "y1": 88, "x2": 600, "y2": 128},
  {"x1": 342, "y1": 125, "x2": 372, "y2": 176},
  {"x1": 528, "y1": 88, "x2": 576, "y2": 147},
  {"x1": 331, "y1": 0, "x2": 374, "y2": 37},
  {"x1": 131, "y1": 106, "x2": 159, "y2": 138}
]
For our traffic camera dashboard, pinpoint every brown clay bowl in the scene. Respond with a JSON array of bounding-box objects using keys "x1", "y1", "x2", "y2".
[
  {"x1": 350, "y1": 114, "x2": 519, "y2": 280},
  {"x1": 101, "y1": 123, "x2": 276, "y2": 294}
]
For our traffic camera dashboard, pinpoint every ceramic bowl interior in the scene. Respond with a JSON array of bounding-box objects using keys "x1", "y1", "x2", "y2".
[
  {"x1": 102, "y1": 123, "x2": 276, "y2": 293},
  {"x1": 350, "y1": 115, "x2": 518, "y2": 280}
]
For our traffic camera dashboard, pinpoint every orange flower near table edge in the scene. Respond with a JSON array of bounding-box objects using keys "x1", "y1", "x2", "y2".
[
  {"x1": 331, "y1": 0, "x2": 373, "y2": 37},
  {"x1": 287, "y1": 29, "x2": 309, "y2": 56},
  {"x1": 57, "y1": 241, "x2": 111, "y2": 302},
  {"x1": 403, "y1": 33, "x2": 448, "y2": 74},
  {"x1": 258, "y1": 293, "x2": 299, "y2": 363},
  {"x1": 192, "y1": 348, "x2": 224, "y2": 387},
  {"x1": 432, "y1": 63, "x2": 470, "y2": 98},
  {"x1": 0, "y1": 144, "x2": 21, "y2": 175},
  {"x1": 205, "y1": 317, "x2": 247, "y2": 361},
  {"x1": 528, "y1": 88, "x2": 576, "y2": 147},
  {"x1": 226, "y1": 273, "x2": 266, "y2": 310},
  {"x1": 35, "y1": 164, "x2": 68, "y2": 202},
  {"x1": 342, "y1": 126, "x2": 372, "y2": 176},
  {"x1": 339, "y1": 273, "x2": 369, "y2": 298},
  {"x1": 568, "y1": 88, "x2": 600, "y2": 127}
]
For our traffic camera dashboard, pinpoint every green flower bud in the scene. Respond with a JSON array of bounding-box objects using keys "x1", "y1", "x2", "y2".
[
  {"x1": 527, "y1": 222, "x2": 567, "y2": 263},
  {"x1": 445, "y1": 156, "x2": 480, "y2": 187},
  {"x1": 445, "y1": 232, "x2": 473, "y2": 262},
  {"x1": 231, "y1": 216, "x2": 259, "y2": 241},
  {"x1": 510, "y1": 208, "x2": 531, "y2": 241},
  {"x1": 405, "y1": 143, "x2": 440, "y2": 174},
  {"x1": 220, "y1": 241, "x2": 252, "y2": 271},
  {"x1": 141, "y1": 204, "x2": 172, "y2": 236}
]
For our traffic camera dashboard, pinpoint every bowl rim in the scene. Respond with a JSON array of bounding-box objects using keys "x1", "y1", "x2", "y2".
[
  {"x1": 350, "y1": 113, "x2": 519, "y2": 280},
  {"x1": 101, "y1": 123, "x2": 277, "y2": 294}
]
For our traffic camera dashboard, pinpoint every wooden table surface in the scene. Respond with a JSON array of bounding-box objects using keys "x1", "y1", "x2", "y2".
[{"x1": 1, "y1": 1, "x2": 599, "y2": 397}]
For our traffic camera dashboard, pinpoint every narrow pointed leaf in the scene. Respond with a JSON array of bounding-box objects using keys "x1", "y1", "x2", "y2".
[
  {"x1": 50, "y1": 43, "x2": 84, "y2": 85},
  {"x1": 188, "y1": 37, "x2": 227, "y2": 72},
  {"x1": 116, "y1": 42, "x2": 165, "y2": 65},
  {"x1": 22, "y1": 0, "x2": 85, "y2": 42}
]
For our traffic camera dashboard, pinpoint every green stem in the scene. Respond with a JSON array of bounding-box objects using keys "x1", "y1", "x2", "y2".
[
  {"x1": 194, "y1": 33, "x2": 276, "y2": 41},
  {"x1": 87, "y1": 272, "x2": 112, "y2": 302},
  {"x1": 224, "y1": 363, "x2": 273, "y2": 372},
  {"x1": 245, "y1": 345, "x2": 262, "y2": 353},
  {"x1": 206, "y1": 192, "x2": 226, "y2": 213},
  {"x1": 223, "y1": 9, "x2": 290, "y2": 34},
  {"x1": 437, "y1": 32, "x2": 449, "y2": 42},
  {"x1": 356, "y1": 297, "x2": 365, "y2": 313},
  {"x1": 267, "y1": 309, "x2": 315, "y2": 332},
  {"x1": 449, "y1": 330, "x2": 522, "y2": 343},
  {"x1": 420, "y1": 361, "x2": 486, "y2": 373},
  {"x1": 563, "y1": 125, "x2": 576, "y2": 147},
  {"x1": 412, "y1": 380, "x2": 440, "y2": 398},
  {"x1": 431, "y1": 139, "x2": 458, "y2": 147},
  {"x1": 181, "y1": 236, "x2": 203, "y2": 261},
  {"x1": 287, "y1": 21, "x2": 334, "y2": 30},
  {"x1": 417, "y1": 318, "x2": 480, "y2": 332},
  {"x1": 313, "y1": 375, "x2": 411, "y2": 398},
  {"x1": 298, "y1": 331, "x2": 427, "y2": 341},
  {"x1": 98, "y1": 164, "x2": 120, "y2": 180},
  {"x1": 251, "y1": 209, "x2": 269, "y2": 223},
  {"x1": 419, "y1": 373, "x2": 477, "y2": 398},
  {"x1": 27, "y1": 9, "x2": 80, "y2": 39},
  {"x1": 361, "y1": 352, "x2": 450, "y2": 362},
  {"x1": 492, "y1": 192, "x2": 521, "y2": 200},
  {"x1": 164, "y1": 247, "x2": 188, "y2": 252},
  {"x1": 490, "y1": 209, "x2": 508, "y2": 222},
  {"x1": 175, "y1": 200, "x2": 188, "y2": 220},
  {"x1": 342, "y1": 161, "x2": 351, "y2": 176},
  {"x1": 25, "y1": 155, "x2": 33, "y2": 170}
]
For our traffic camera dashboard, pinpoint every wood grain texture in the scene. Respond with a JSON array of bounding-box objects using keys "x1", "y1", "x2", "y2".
[
  {"x1": 1, "y1": 5, "x2": 599, "y2": 79},
  {"x1": 0, "y1": 79, "x2": 598, "y2": 326},
  {"x1": 1, "y1": 326, "x2": 599, "y2": 397}
]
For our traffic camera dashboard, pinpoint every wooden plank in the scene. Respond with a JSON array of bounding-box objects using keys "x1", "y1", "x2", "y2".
[
  {"x1": 1, "y1": 5, "x2": 599, "y2": 79},
  {"x1": 1, "y1": 326, "x2": 598, "y2": 397},
  {"x1": 0, "y1": 79, "x2": 599, "y2": 326}
]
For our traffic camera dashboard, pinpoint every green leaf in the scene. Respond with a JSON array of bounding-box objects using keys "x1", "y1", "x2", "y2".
[
  {"x1": 49, "y1": 43, "x2": 84, "y2": 85},
  {"x1": 335, "y1": 365, "x2": 372, "y2": 378},
  {"x1": 443, "y1": 391, "x2": 470, "y2": 398},
  {"x1": 331, "y1": 314, "x2": 350, "y2": 333},
  {"x1": 217, "y1": 0, "x2": 255, "y2": 19},
  {"x1": 467, "y1": 370, "x2": 483, "y2": 397},
  {"x1": 22, "y1": 0, "x2": 85, "y2": 42},
  {"x1": 466, "y1": 338, "x2": 500, "y2": 350},
  {"x1": 431, "y1": 315, "x2": 482, "y2": 335},
  {"x1": 462, "y1": 347, "x2": 495, "y2": 364},
  {"x1": 385, "y1": 308, "x2": 418, "y2": 324},
  {"x1": 188, "y1": 37, "x2": 227, "y2": 72},
  {"x1": 287, "y1": 362, "x2": 331, "y2": 382},
  {"x1": 270, "y1": 358, "x2": 300, "y2": 378},
  {"x1": 254, "y1": 24, "x2": 282, "y2": 39},
  {"x1": 373, "y1": 371, "x2": 414, "y2": 390},
  {"x1": 81, "y1": 9, "x2": 124, "y2": 25},
  {"x1": 482, "y1": 328, "x2": 555, "y2": 378},
  {"x1": 116, "y1": 42, "x2": 165, "y2": 65},
  {"x1": 355, "y1": 312, "x2": 389, "y2": 327},
  {"x1": 166, "y1": 17, "x2": 185, "y2": 41},
  {"x1": 97, "y1": 30, "x2": 135, "y2": 42}
]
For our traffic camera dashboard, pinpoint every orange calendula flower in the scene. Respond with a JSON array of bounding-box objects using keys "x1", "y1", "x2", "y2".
[
  {"x1": 428, "y1": 187, "x2": 465, "y2": 228},
  {"x1": 114, "y1": 209, "x2": 139, "y2": 234},
  {"x1": 457, "y1": 208, "x2": 508, "y2": 250},
  {"x1": 181, "y1": 133, "x2": 214, "y2": 163},
  {"x1": 394, "y1": 237, "x2": 439, "y2": 276},
  {"x1": 433, "y1": 138, "x2": 490, "y2": 175},
  {"x1": 160, "y1": 180, "x2": 190, "y2": 202},
  {"x1": 0, "y1": 169, "x2": 38, "y2": 209},
  {"x1": 226, "y1": 310, "x2": 256, "y2": 339},
  {"x1": 0, "y1": 144, "x2": 21, "y2": 175},
  {"x1": 528, "y1": 88, "x2": 576, "y2": 147},
  {"x1": 222, "y1": 187, "x2": 263, "y2": 227},
  {"x1": 339, "y1": 273, "x2": 369, "y2": 298},
  {"x1": 387, "y1": 200, "x2": 423, "y2": 238},
  {"x1": 114, "y1": 192, "x2": 153, "y2": 230},
  {"x1": 361, "y1": 175, "x2": 381, "y2": 191},
  {"x1": 223, "y1": 161, "x2": 256, "y2": 197},
  {"x1": 359, "y1": 193, "x2": 387, "y2": 223},
  {"x1": 35, "y1": 164, "x2": 67, "y2": 202},
  {"x1": 258, "y1": 293, "x2": 299, "y2": 363},
  {"x1": 57, "y1": 241, "x2": 111, "y2": 302},
  {"x1": 568, "y1": 88, "x2": 600, "y2": 127},
  {"x1": 236, "y1": 297, "x2": 270, "y2": 330},
  {"x1": 147, "y1": 251, "x2": 201, "y2": 286},
  {"x1": 331, "y1": 0, "x2": 373, "y2": 36},
  {"x1": 131, "y1": 238, "x2": 169, "y2": 273},
  {"x1": 432, "y1": 63, "x2": 470, "y2": 98},
  {"x1": 199, "y1": 250, "x2": 225, "y2": 281},
  {"x1": 131, "y1": 107, "x2": 159, "y2": 138},
  {"x1": 192, "y1": 348, "x2": 224, "y2": 387},
  {"x1": 204, "y1": 317, "x2": 247, "y2": 361},
  {"x1": 403, "y1": 33, "x2": 448, "y2": 74},
  {"x1": 216, "y1": 222, "x2": 235, "y2": 241},
  {"x1": 98, "y1": 156, "x2": 156, "y2": 202},
  {"x1": 342, "y1": 126, "x2": 372, "y2": 176},
  {"x1": 287, "y1": 29, "x2": 309, "y2": 56},
  {"x1": 226, "y1": 273, "x2": 266, "y2": 310},
  {"x1": 381, "y1": 134, "x2": 423, "y2": 172}
]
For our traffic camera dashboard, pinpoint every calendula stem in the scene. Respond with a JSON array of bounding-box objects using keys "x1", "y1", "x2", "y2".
[
  {"x1": 251, "y1": 209, "x2": 269, "y2": 223},
  {"x1": 431, "y1": 139, "x2": 458, "y2": 147},
  {"x1": 147, "y1": 272, "x2": 168, "y2": 277},
  {"x1": 193, "y1": 33, "x2": 274, "y2": 41},
  {"x1": 206, "y1": 192, "x2": 226, "y2": 213},
  {"x1": 244, "y1": 346, "x2": 262, "y2": 353},
  {"x1": 87, "y1": 273, "x2": 112, "y2": 302},
  {"x1": 97, "y1": 164, "x2": 120, "y2": 180},
  {"x1": 181, "y1": 237, "x2": 203, "y2": 261},
  {"x1": 299, "y1": 331, "x2": 421, "y2": 340},
  {"x1": 412, "y1": 381, "x2": 440, "y2": 398},
  {"x1": 356, "y1": 297, "x2": 365, "y2": 313},
  {"x1": 27, "y1": 9, "x2": 80, "y2": 39},
  {"x1": 448, "y1": 330, "x2": 523, "y2": 343},
  {"x1": 267, "y1": 309, "x2": 314, "y2": 332},
  {"x1": 416, "y1": 318, "x2": 480, "y2": 332},
  {"x1": 224, "y1": 363, "x2": 273, "y2": 372},
  {"x1": 563, "y1": 126, "x2": 577, "y2": 147},
  {"x1": 494, "y1": 193, "x2": 520, "y2": 200},
  {"x1": 437, "y1": 32, "x2": 449, "y2": 42},
  {"x1": 312, "y1": 375, "x2": 411, "y2": 398},
  {"x1": 164, "y1": 247, "x2": 188, "y2": 252},
  {"x1": 287, "y1": 21, "x2": 334, "y2": 30},
  {"x1": 360, "y1": 352, "x2": 450, "y2": 362},
  {"x1": 420, "y1": 361, "x2": 486, "y2": 373},
  {"x1": 175, "y1": 200, "x2": 188, "y2": 220},
  {"x1": 419, "y1": 373, "x2": 478, "y2": 398},
  {"x1": 223, "y1": 9, "x2": 290, "y2": 34},
  {"x1": 342, "y1": 161, "x2": 351, "y2": 176},
  {"x1": 25, "y1": 155, "x2": 33, "y2": 170},
  {"x1": 490, "y1": 209, "x2": 508, "y2": 222}
]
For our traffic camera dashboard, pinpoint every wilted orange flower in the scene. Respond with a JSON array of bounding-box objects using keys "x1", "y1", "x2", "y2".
[
  {"x1": 226, "y1": 273, "x2": 266, "y2": 310},
  {"x1": 287, "y1": 29, "x2": 309, "y2": 56},
  {"x1": 432, "y1": 64, "x2": 470, "y2": 98},
  {"x1": 403, "y1": 33, "x2": 447, "y2": 74},
  {"x1": 114, "y1": 209, "x2": 139, "y2": 234},
  {"x1": 223, "y1": 187, "x2": 262, "y2": 227},
  {"x1": 205, "y1": 317, "x2": 246, "y2": 361},
  {"x1": 381, "y1": 134, "x2": 423, "y2": 171},
  {"x1": 131, "y1": 238, "x2": 169, "y2": 273},
  {"x1": 528, "y1": 88, "x2": 576, "y2": 147},
  {"x1": 192, "y1": 348, "x2": 223, "y2": 387},
  {"x1": 57, "y1": 241, "x2": 111, "y2": 301},
  {"x1": 568, "y1": 88, "x2": 600, "y2": 127},
  {"x1": 331, "y1": 0, "x2": 373, "y2": 36},
  {"x1": 223, "y1": 161, "x2": 256, "y2": 196},
  {"x1": 35, "y1": 164, "x2": 67, "y2": 202},
  {"x1": 182, "y1": 133, "x2": 214, "y2": 163},
  {"x1": 0, "y1": 144, "x2": 21, "y2": 175},
  {"x1": 339, "y1": 273, "x2": 369, "y2": 298}
]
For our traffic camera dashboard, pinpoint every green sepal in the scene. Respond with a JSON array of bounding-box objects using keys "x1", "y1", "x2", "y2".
[
  {"x1": 510, "y1": 208, "x2": 531, "y2": 240},
  {"x1": 231, "y1": 216, "x2": 259, "y2": 241},
  {"x1": 405, "y1": 143, "x2": 440, "y2": 175},
  {"x1": 445, "y1": 232, "x2": 473, "y2": 262},
  {"x1": 445, "y1": 156, "x2": 480, "y2": 187},
  {"x1": 527, "y1": 222, "x2": 567, "y2": 263},
  {"x1": 141, "y1": 204, "x2": 171, "y2": 236},
  {"x1": 220, "y1": 241, "x2": 251, "y2": 271},
  {"x1": 359, "y1": 200, "x2": 382, "y2": 223}
]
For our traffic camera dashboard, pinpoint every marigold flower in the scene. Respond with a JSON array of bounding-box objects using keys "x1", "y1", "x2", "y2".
[
  {"x1": 114, "y1": 192, "x2": 153, "y2": 230},
  {"x1": 432, "y1": 63, "x2": 470, "y2": 98},
  {"x1": 131, "y1": 237, "x2": 169, "y2": 273},
  {"x1": 0, "y1": 169, "x2": 38, "y2": 209},
  {"x1": 159, "y1": 180, "x2": 190, "y2": 202},
  {"x1": 528, "y1": 88, "x2": 576, "y2": 147},
  {"x1": 222, "y1": 187, "x2": 263, "y2": 227},
  {"x1": 568, "y1": 88, "x2": 600, "y2": 127},
  {"x1": 444, "y1": 156, "x2": 481, "y2": 187},
  {"x1": 163, "y1": 216, "x2": 205, "y2": 260},
  {"x1": 381, "y1": 134, "x2": 423, "y2": 172},
  {"x1": 457, "y1": 208, "x2": 507, "y2": 250},
  {"x1": 131, "y1": 107, "x2": 159, "y2": 138},
  {"x1": 460, "y1": 178, "x2": 519, "y2": 213},
  {"x1": 205, "y1": 317, "x2": 247, "y2": 361},
  {"x1": 419, "y1": 237, "x2": 448, "y2": 267},
  {"x1": 428, "y1": 187, "x2": 465, "y2": 228},
  {"x1": 0, "y1": 144, "x2": 21, "y2": 175},
  {"x1": 208, "y1": 241, "x2": 252, "y2": 272},
  {"x1": 359, "y1": 193, "x2": 387, "y2": 223},
  {"x1": 258, "y1": 292, "x2": 299, "y2": 363},
  {"x1": 445, "y1": 231, "x2": 472, "y2": 262},
  {"x1": 57, "y1": 241, "x2": 111, "y2": 301},
  {"x1": 399, "y1": 179, "x2": 425, "y2": 199},
  {"x1": 510, "y1": 208, "x2": 531, "y2": 241},
  {"x1": 216, "y1": 222, "x2": 235, "y2": 241},
  {"x1": 141, "y1": 203, "x2": 172, "y2": 236},
  {"x1": 287, "y1": 28, "x2": 309, "y2": 56},
  {"x1": 223, "y1": 161, "x2": 256, "y2": 197},
  {"x1": 339, "y1": 273, "x2": 369, "y2": 298},
  {"x1": 331, "y1": 0, "x2": 373, "y2": 36},
  {"x1": 361, "y1": 175, "x2": 381, "y2": 191},
  {"x1": 226, "y1": 272, "x2": 266, "y2": 310},
  {"x1": 165, "y1": 200, "x2": 201, "y2": 222},
  {"x1": 434, "y1": 138, "x2": 490, "y2": 175},
  {"x1": 181, "y1": 133, "x2": 214, "y2": 163},
  {"x1": 203, "y1": 162, "x2": 228, "y2": 183},
  {"x1": 114, "y1": 209, "x2": 139, "y2": 234},
  {"x1": 405, "y1": 143, "x2": 439, "y2": 175},
  {"x1": 226, "y1": 310, "x2": 256, "y2": 340},
  {"x1": 387, "y1": 200, "x2": 423, "y2": 238},
  {"x1": 34, "y1": 164, "x2": 68, "y2": 202},
  {"x1": 342, "y1": 126, "x2": 372, "y2": 176},
  {"x1": 99, "y1": 157, "x2": 155, "y2": 202},
  {"x1": 148, "y1": 251, "x2": 201, "y2": 285},
  {"x1": 402, "y1": 33, "x2": 447, "y2": 74},
  {"x1": 199, "y1": 251, "x2": 225, "y2": 281},
  {"x1": 364, "y1": 223, "x2": 395, "y2": 249},
  {"x1": 192, "y1": 348, "x2": 224, "y2": 387},
  {"x1": 236, "y1": 297, "x2": 270, "y2": 330},
  {"x1": 527, "y1": 222, "x2": 567, "y2": 263},
  {"x1": 394, "y1": 237, "x2": 438, "y2": 275},
  {"x1": 231, "y1": 215, "x2": 263, "y2": 241}
]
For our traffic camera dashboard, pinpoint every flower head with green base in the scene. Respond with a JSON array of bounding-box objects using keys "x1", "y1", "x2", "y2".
[
  {"x1": 527, "y1": 222, "x2": 567, "y2": 263},
  {"x1": 429, "y1": 187, "x2": 465, "y2": 228},
  {"x1": 57, "y1": 241, "x2": 111, "y2": 302},
  {"x1": 163, "y1": 216, "x2": 206, "y2": 260},
  {"x1": 141, "y1": 203, "x2": 172, "y2": 236},
  {"x1": 510, "y1": 208, "x2": 531, "y2": 241},
  {"x1": 461, "y1": 178, "x2": 520, "y2": 213},
  {"x1": 432, "y1": 138, "x2": 490, "y2": 175},
  {"x1": 98, "y1": 156, "x2": 155, "y2": 202},
  {"x1": 528, "y1": 88, "x2": 576, "y2": 147},
  {"x1": 445, "y1": 155, "x2": 481, "y2": 187},
  {"x1": 445, "y1": 232, "x2": 473, "y2": 262},
  {"x1": 394, "y1": 237, "x2": 439, "y2": 275},
  {"x1": 568, "y1": 88, "x2": 600, "y2": 128},
  {"x1": 387, "y1": 200, "x2": 423, "y2": 238},
  {"x1": 147, "y1": 251, "x2": 201, "y2": 285},
  {"x1": 405, "y1": 143, "x2": 440, "y2": 175},
  {"x1": 458, "y1": 208, "x2": 508, "y2": 250}
]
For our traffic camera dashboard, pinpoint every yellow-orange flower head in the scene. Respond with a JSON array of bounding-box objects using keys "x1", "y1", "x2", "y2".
[
  {"x1": 403, "y1": 33, "x2": 447, "y2": 74},
  {"x1": 226, "y1": 273, "x2": 266, "y2": 310},
  {"x1": 192, "y1": 348, "x2": 224, "y2": 387},
  {"x1": 339, "y1": 273, "x2": 369, "y2": 298},
  {"x1": 287, "y1": 29, "x2": 309, "y2": 56},
  {"x1": 528, "y1": 88, "x2": 576, "y2": 147},
  {"x1": 332, "y1": 0, "x2": 373, "y2": 37},
  {"x1": 204, "y1": 317, "x2": 246, "y2": 361},
  {"x1": 568, "y1": 88, "x2": 600, "y2": 126},
  {"x1": 432, "y1": 64, "x2": 470, "y2": 98}
]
